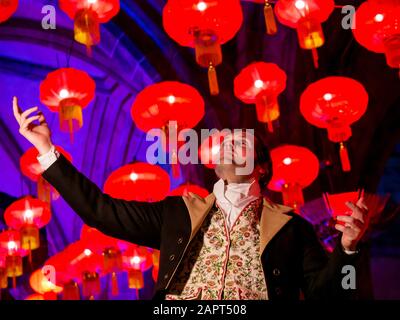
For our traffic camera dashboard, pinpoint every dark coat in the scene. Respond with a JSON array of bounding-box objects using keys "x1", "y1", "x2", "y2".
[{"x1": 42, "y1": 154, "x2": 364, "y2": 300}]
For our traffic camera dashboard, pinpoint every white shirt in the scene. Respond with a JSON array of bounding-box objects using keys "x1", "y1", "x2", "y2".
[{"x1": 212, "y1": 178, "x2": 261, "y2": 230}]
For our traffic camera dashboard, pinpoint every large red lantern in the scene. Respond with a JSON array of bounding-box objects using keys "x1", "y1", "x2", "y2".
[
  {"x1": 234, "y1": 62, "x2": 287, "y2": 132},
  {"x1": 104, "y1": 162, "x2": 171, "y2": 202},
  {"x1": 163, "y1": 0, "x2": 243, "y2": 95},
  {"x1": 169, "y1": 183, "x2": 209, "y2": 198},
  {"x1": 4, "y1": 197, "x2": 51, "y2": 254},
  {"x1": 0, "y1": 230, "x2": 27, "y2": 286},
  {"x1": 0, "y1": 0, "x2": 18, "y2": 23},
  {"x1": 275, "y1": 0, "x2": 335, "y2": 68},
  {"x1": 131, "y1": 81, "x2": 204, "y2": 177},
  {"x1": 20, "y1": 146, "x2": 72, "y2": 203},
  {"x1": 59, "y1": 0, "x2": 119, "y2": 51},
  {"x1": 300, "y1": 76, "x2": 369, "y2": 172},
  {"x1": 352, "y1": 0, "x2": 400, "y2": 75},
  {"x1": 40, "y1": 67, "x2": 96, "y2": 141},
  {"x1": 268, "y1": 145, "x2": 319, "y2": 211}
]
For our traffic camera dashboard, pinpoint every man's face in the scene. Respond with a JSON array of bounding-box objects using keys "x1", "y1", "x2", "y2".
[{"x1": 214, "y1": 131, "x2": 256, "y2": 183}]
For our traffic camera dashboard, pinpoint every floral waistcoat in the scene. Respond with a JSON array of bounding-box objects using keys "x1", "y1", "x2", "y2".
[{"x1": 165, "y1": 198, "x2": 268, "y2": 300}]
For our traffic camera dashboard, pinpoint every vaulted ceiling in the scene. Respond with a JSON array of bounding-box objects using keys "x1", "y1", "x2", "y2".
[{"x1": 0, "y1": 0, "x2": 399, "y2": 256}]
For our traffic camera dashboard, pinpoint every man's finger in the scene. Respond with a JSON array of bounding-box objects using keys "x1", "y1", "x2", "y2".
[
  {"x1": 337, "y1": 216, "x2": 364, "y2": 231},
  {"x1": 335, "y1": 224, "x2": 346, "y2": 233},
  {"x1": 345, "y1": 201, "x2": 366, "y2": 221},
  {"x1": 37, "y1": 112, "x2": 48, "y2": 126},
  {"x1": 356, "y1": 197, "x2": 369, "y2": 211},
  {"x1": 12, "y1": 96, "x2": 22, "y2": 124},
  {"x1": 20, "y1": 115, "x2": 40, "y2": 132},
  {"x1": 20, "y1": 106, "x2": 38, "y2": 121}
]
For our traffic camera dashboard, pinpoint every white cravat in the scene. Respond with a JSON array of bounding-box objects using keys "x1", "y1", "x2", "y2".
[{"x1": 213, "y1": 178, "x2": 262, "y2": 230}]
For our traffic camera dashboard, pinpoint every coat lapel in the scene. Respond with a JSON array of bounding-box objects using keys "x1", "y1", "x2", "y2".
[
  {"x1": 182, "y1": 193, "x2": 216, "y2": 241},
  {"x1": 259, "y1": 198, "x2": 293, "y2": 255}
]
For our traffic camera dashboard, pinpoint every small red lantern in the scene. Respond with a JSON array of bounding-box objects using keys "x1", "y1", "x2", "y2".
[
  {"x1": 29, "y1": 269, "x2": 63, "y2": 300},
  {"x1": 0, "y1": 0, "x2": 18, "y2": 23},
  {"x1": 198, "y1": 130, "x2": 228, "y2": 169},
  {"x1": 353, "y1": 0, "x2": 400, "y2": 75},
  {"x1": 169, "y1": 184, "x2": 209, "y2": 198},
  {"x1": 20, "y1": 146, "x2": 72, "y2": 203},
  {"x1": 59, "y1": 0, "x2": 119, "y2": 51},
  {"x1": 80, "y1": 225, "x2": 123, "y2": 296},
  {"x1": 0, "y1": 230, "x2": 27, "y2": 286},
  {"x1": 122, "y1": 245, "x2": 153, "y2": 299},
  {"x1": 4, "y1": 197, "x2": 51, "y2": 254},
  {"x1": 300, "y1": 76, "x2": 369, "y2": 172},
  {"x1": 234, "y1": 62, "x2": 287, "y2": 132},
  {"x1": 131, "y1": 81, "x2": 204, "y2": 178},
  {"x1": 45, "y1": 252, "x2": 81, "y2": 300},
  {"x1": 0, "y1": 252, "x2": 7, "y2": 289},
  {"x1": 40, "y1": 67, "x2": 96, "y2": 142},
  {"x1": 65, "y1": 241, "x2": 103, "y2": 300},
  {"x1": 275, "y1": 0, "x2": 335, "y2": 68},
  {"x1": 104, "y1": 162, "x2": 171, "y2": 202},
  {"x1": 268, "y1": 145, "x2": 319, "y2": 211},
  {"x1": 163, "y1": 0, "x2": 243, "y2": 95}
]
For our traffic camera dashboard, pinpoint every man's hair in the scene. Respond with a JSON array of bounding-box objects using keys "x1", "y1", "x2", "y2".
[{"x1": 254, "y1": 134, "x2": 273, "y2": 190}]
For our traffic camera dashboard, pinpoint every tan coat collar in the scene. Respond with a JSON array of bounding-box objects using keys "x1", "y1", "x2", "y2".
[{"x1": 182, "y1": 194, "x2": 293, "y2": 252}]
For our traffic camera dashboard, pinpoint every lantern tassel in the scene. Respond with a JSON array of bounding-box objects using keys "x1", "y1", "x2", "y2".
[
  {"x1": 311, "y1": 47, "x2": 319, "y2": 69},
  {"x1": 111, "y1": 272, "x2": 119, "y2": 296},
  {"x1": 208, "y1": 63, "x2": 219, "y2": 95},
  {"x1": 339, "y1": 142, "x2": 351, "y2": 172},
  {"x1": 171, "y1": 150, "x2": 180, "y2": 178},
  {"x1": 68, "y1": 119, "x2": 74, "y2": 144},
  {"x1": 264, "y1": 1, "x2": 277, "y2": 35}
]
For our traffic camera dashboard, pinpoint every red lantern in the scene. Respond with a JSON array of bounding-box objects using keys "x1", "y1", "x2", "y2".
[
  {"x1": 59, "y1": 0, "x2": 119, "y2": 51},
  {"x1": 40, "y1": 67, "x2": 96, "y2": 142},
  {"x1": 234, "y1": 62, "x2": 287, "y2": 132},
  {"x1": 131, "y1": 81, "x2": 204, "y2": 178},
  {"x1": 29, "y1": 269, "x2": 63, "y2": 300},
  {"x1": 300, "y1": 76, "x2": 368, "y2": 172},
  {"x1": 45, "y1": 252, "x2": 81, "y2": 300},
  {"x1": 0, "y1": 230, "x2": 27, "y2": 286},
  {"x1": 275, "y1": 0, "x2": 334, "y2": 68},
  {"x1": 0, "y1": 0, "x2": 18, "y2": 23},
  {"x1": 122, "y1": 244, "x2": 153, "y2": 298},
  {"x1": 268, "y1": 145, "x2": 319, "y2": 211},
  {"x1": 0, "y1": 252, "x2": 7, "y2": 289},
  {"x1": 64, "y1": 241, "x2": 103, "y2": 300},
  {"x1": 104, "y1": 162, "x2": 171, "y2": 202},
  {"x1": 20, "y1": 146, "x2": 72, "y2": 203},
  {"x1": 169, "y1": 184, "x2": 209, "y2": 198},
  {"x1": 80, "y1": 225, "x2": 123, "y2": 296},
  {"x1": 198, "y1": 130, "x2": 228, "y2": 169},
  {"x1": 4, "y1": 197, "x2": 51, "y2": 253},
  {"x1": 353, "y1": 0, "x2": 400, "y2": 75},
  {"x1": 163, "y1": 0, "x2": 243, "y2": 95}
]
